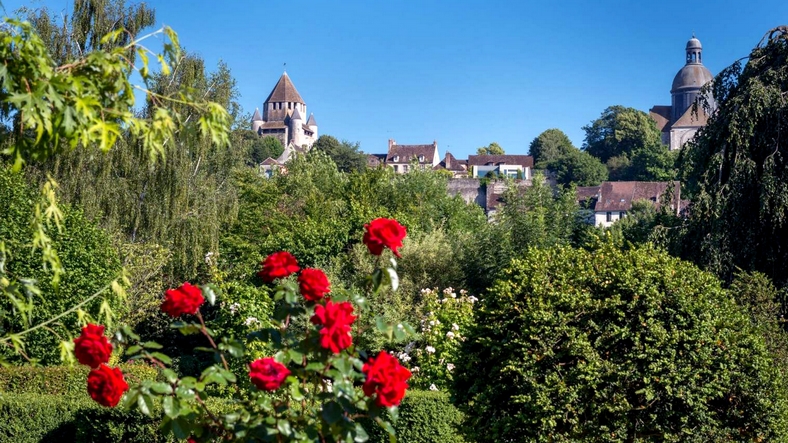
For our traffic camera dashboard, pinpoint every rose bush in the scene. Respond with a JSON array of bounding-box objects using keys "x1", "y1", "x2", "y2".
[{"x1": 79, "y1": 219, "x2": 414, "y2": 442}]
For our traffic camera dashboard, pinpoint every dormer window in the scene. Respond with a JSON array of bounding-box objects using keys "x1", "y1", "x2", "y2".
[
  {"x1": 418, "y1": 155, "x2": 425, "y2": 162},
  {"x1": 393, "y1": 155, "x2": 399, "y2": 162}
]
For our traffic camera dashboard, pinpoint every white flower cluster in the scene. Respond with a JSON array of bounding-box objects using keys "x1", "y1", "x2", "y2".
[
  {"x1": 228, "y1": 302, "x2": 241, "y2": 315},
  {"x1": 429, "y1": 384, "x2": 438, "y2": 391},
  {"x1": 425, "y1": 346, "x2": 436, "y2": 354},
  {"x1": 446, "y1": 363, "x2": 455, "y2": 372},
  {"x1": 204, "y1": 251, "x2": 216, "y2": 266},
  {"x1": 396, "y1": 351, "x2": 412, "y2": 363},
  {"x1": 244, "y1": 316, "x2": 260, "y2": 327}
]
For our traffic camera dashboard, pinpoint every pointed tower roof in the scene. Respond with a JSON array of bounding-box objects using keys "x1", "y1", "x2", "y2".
[
  {"x1": 251, "y1": 107, "x2": 263, "y2": 121},
  {"x1": 291, "y1": 107, "x2": 303, "y2": 120},
  {"x1": 306, "y1": 113, "x2": 317, "y2": 126},
  {"x1": 264, "y1": 72, "x2": 304, "y2": 104}
]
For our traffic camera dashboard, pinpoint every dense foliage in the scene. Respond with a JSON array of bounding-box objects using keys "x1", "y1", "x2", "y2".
[{"x1": 455, "y1": 243, "x2": 788, "y2": 442}]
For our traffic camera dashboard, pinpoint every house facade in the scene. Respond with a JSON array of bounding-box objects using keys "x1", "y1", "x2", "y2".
[
  {"x1": 577, "y1": 181, "x2": 681, "y2": 227},
  {"x1": 385, "y1": 139, "x2": 440, "y2": 174},
  {"x1": 467, "y1": 155, "x2": 534, "y2": 179}
]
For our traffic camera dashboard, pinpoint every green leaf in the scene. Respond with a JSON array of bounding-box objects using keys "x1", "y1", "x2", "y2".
[
  {"x1": 322, "y1": 401, "x2": 343, "y2": 425},
  {"x1": 151, "y1": 352, "x2": 173, "y2": 365},
  {"x1": 137, "y1": 392, "x2": 153, "y2": 416},
  {"x1": 354, "y1": 423, "x2": 370, "y2": 442},
  {"x1": 150, "y1": 382, "x2": 173, "y2": 395},
  {"x1": 277, "y1": 419, "x2": 292, "y2": 436},
  {"x1": 142, "y1": 341, "x2": 163, "y2": 349}
]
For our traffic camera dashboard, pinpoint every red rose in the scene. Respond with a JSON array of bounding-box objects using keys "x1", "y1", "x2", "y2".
[
  {"x1": 258, "y1": 251, "x2": 300, "y2": 282},
  {"x1": 298, "y1": 268, "x2": 331, "y2": 302},
  {"x1": 363, "y1": 218, "x2": 407, "y2": 258},
  {"x1": 310, "y1": 300, "x2": 356, "y2": 354},
  {"x1": 362, "y1": 351, "x2": 411, "y2": 407},
  {"x1": 87, "y1": 364, "x2": 129, "y2": 408},
  {"x1": 73, "y1": 323, "x2": 113, "y2": 368},
  {"x1": 161, "y1": 282, "x2": 205, "y2": 318},
  {"x1": 249, "y1": 357, "x2": 291, "y2": 391}
]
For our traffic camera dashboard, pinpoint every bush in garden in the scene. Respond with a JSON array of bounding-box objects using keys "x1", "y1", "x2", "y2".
[
  {"x1": 362, "y1": 389, "x2": 467, "y2": 443},
  {"x1": 455, "y1": 242, "x2": 788, "y2": 442},
  {"x1": 406, "y1": 287, "x2": 476, "y2": 391},
  {"x1": 70, "y1": 218, "x2": 415, "y2": 442}
]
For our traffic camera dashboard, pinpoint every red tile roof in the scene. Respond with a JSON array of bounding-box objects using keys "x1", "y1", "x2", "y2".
[{"x1": 594, "y1": 181, "x2": 680, "y2": 213}]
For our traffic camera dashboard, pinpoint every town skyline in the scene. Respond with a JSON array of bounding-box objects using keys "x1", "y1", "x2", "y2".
[{"x1": 4, "y1": 0, "x2": 787, "y2": 158}]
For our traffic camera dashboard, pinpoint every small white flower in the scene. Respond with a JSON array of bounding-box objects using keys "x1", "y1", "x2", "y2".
[
  {"x1": 429, "y1": 320, "x2": 436, "y2": 326},
  {"x1": 450, "y1": 292, "x2": 457, "y2": 298},
  {"x1": 425, "y1": 346, "x2": 436, "y2": 354},
  {"x1": 452, "y1": 323, "x2": 460, "y2": 331},
  {"x1": 228, "y1": 302, "x2": 241, "y2": 315},
  {"x1": 443, "y1": 287, "x2": 453, "y2": 295},
  {"x1": 460, "y1": 289, "x2": 468, "y2": 295},
  {"x1": 396, "y1": 352, "x2": 411, "y2": 363},
  {"x1": 204, "y1": 251, "x2": 215, "y2": 265},
  {"x1": 446, "y1": 331, "x2": 455, "y2": 339},
  {"x1": 446, "y1": 363, "x2": 455, "y2": 372},
  {"x1": 324, "y1": 380, "x2": 333, "y2": 393},
  {"x1": 411, "y1": 366, "x2": 420, "y2": 373},
  {"x1": 244, "y1": 317, "x2": 260, "y2": 326},
  {"x1": 468, "y1": 296, "x2": 479, "y2": 303},
  {"x1": 429, "y1": 384, "x2": 438, "y2": 391}
]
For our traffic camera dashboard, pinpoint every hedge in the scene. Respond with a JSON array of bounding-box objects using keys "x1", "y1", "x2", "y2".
[
  {"x1": 363, "y1": 389, "x2": 467, "y2": 443},
  {"x1": 0, "y1": 393, "x2": 167, "y2": 443},
  {"x1": 0, "y1": 363, "x2": 158, "y2": 397}
]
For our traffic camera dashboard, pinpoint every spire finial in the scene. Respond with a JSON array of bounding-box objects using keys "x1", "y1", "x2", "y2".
[
  {"x1": 692, "y1": 31, "x2": 695, "y2": 38},
  {"x1": 283, "y1": 62, "x2": 287, "y2": 73}
]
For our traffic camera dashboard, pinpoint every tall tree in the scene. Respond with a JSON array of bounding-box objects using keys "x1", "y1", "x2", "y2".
[
  {"x1": 543, "y1": 148, "x2": 608, "y2": 186},
  {"x1": 681, "y1": 28, "x2": 788, "y2": 287},
  {"x1": 311, "y1": 134, "x2": 367, "y2": 173},
  {"x1": 528, "y1": 128, "x2": 575, "y2": 164},
  {"x1": 583, "y1": 105, "x2": 664, "y2": 164},
  {"x1": 477, "y1": 142, "x2": 505, "y2": 155}
]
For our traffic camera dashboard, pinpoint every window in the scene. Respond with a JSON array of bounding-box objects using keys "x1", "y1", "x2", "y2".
[
  {"x1": 393, "y1": 165, "x2": 399, "y2": 172},
  {"x1": 418, "y1": 155, "x2": 425, "y2": 162},
  {"x1": 393, "y1": 155, "x2": 399, "y2": 162},
  {"x1": 606, "y1": 212, "x2": 612, "y2": 222},
  {"x1": 620, "y1": 211, "x2": 626, "y2": 218}
]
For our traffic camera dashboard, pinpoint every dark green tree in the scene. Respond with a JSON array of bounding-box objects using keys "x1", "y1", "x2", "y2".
[
  {"x1": 543, "y1": 148, "x2": 608, "y2": 186},
  {"x1": 476, "y1": 142, "x2": 505, "y2": 155},
  {"x1": 233, "y1": 131, "x2": 283, "y2": 165},
  {"x1": 455, "y1": 242, "x2": 788, "y2": 442},
  {"x1": 528, "y1": 128, "x2": 575, "y2": 164},
  {"x1": 311, "y1": 135, "x2": 367, "y2": 173},
  {"x1": 583, "y1": 105, "x2": 664, "y2": 164},
  {"x1": 681, "y1": 29, "x2": 788, "y2": 287}
]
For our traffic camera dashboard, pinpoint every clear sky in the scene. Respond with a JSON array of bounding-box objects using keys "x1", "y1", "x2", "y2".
[{"x1": 4, "y1": 0, "x2": 788, "y2": 159}]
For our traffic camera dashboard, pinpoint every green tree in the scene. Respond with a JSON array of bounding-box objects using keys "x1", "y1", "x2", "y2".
[
  {"x1": 542, "y1": 148, "x2": 608, "y2": 186},
  {"x1": 233, "y1": 131, "x2": 283, "y2": 165},
  {"x1": 681, "y1": 29, "x2": 788, "y2": 288},
  {"x1": 583, "y1": 105, "x2": 664, "y2": 164},
  {"x1": 455, "y1": 242, "x2": 788, "y2": 442},
  {"x1": 476, "y1": 142, "x2": 505, "y2": 155},
  {"x1": 528, "y1": 128, "x2": 575, "y2": 164},
  {"x1": 311, "y1": 134, "x2": 367, "y2": 173}
]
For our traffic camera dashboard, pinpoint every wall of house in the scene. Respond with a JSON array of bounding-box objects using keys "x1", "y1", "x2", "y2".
[{"x1": 594, "y1": 210, "x2": 627, "y2": 227}]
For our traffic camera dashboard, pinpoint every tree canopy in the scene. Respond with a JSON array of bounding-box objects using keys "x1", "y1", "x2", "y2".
[
  {"x1": 476, "y1": 142, "x2": 505, "y2": 155},
  {"x1": 528, "y1": 128, "x2": 575, "y2": 164},
  {"x1": 681, "y1": 29, "x2": 788, "y2": 287},
  {"x1": 311, "y1": 134, "x2": 367, "y2": 173}
]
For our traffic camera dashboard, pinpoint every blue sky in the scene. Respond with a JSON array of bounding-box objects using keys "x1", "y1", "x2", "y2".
[{"x1": 4, "y1": 0, "x2": 788, "y2": 159}]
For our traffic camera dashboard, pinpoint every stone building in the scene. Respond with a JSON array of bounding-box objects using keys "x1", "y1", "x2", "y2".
[
  {"x1": 577, "y1": 181, "x2": 682, "y2": 227},
  {"x1": 649, "y1": 36, "x2": 714, "y2": 151},
  {"x1": 251, "y1": 72, "x2": 318, "y2": 153},
  {"x1": 385, "y1": 139, "x2": 440, "y2": 174}
]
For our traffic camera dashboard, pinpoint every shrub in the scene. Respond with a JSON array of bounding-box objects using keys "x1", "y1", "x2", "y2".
[
  {"x1": 0, "y1": 363, "x2": 158, "y2": 396},
  {"x1": 455, "y1": 243, "x2": 788, "y2": 442},
  {"x1": 363, "y1": 389, "x2": 466, "y2": 443},
  {"x1": 0, "y1": 393, "x2": 165, "y2": 443}
]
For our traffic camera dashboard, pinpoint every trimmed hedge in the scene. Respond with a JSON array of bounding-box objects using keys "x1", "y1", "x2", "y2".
[
  {"x1": 0, "y1": 363, "x2": 158, "y2": 397},
  {"x1": 364, "y1": 389, "x2": 467, "y2": 443},
  {"x1": 0, "y1": 394, "x2": 167, "y2": 443}
]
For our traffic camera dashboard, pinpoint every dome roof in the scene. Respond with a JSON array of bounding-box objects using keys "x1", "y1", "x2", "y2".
[
  {"x1": 686, "y1": 37, "x2": 702, "y2": 50},
  {"x1": 671, "y1": 64, "x2": 713, "y2": 92}
]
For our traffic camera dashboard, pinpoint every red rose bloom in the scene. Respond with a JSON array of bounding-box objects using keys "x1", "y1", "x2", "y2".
[
  {"x1": 73, "y1": 323, "x2": 113, "y2": 368},
  {"x1": 249, "y1": 357, "x2": 291, "y2": 391},
  {"x1": 363, "y1": 218, "x2": 407, "y2": 257},
  {"x1": 298, "y1": 268, "x2": 331, "y2": 301},
  {"x1": 87, "y1": 364, "x2": 129, "y2": 408},
  {"x1": 310, "y1": 300, "x2": 356, "y2": 354},
  {"x1": 258, "y1": 251, "x2": 300, "y2": 282},
  {"x1": 362, "y1": 351, "x2": 411, "y2": 407},
  {"x1": 161, "y1": 282, "x2": 205, "y2": 318}
]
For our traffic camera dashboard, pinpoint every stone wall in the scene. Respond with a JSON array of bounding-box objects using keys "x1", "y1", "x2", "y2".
[{"x1": 447, "y1": 178, "x2": 486, "y2": 208}]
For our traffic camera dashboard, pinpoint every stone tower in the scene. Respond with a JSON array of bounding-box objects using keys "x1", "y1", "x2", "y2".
[
  {"x1": 649, "y1": 35, "x2": 714, "y2": 151},
  {"x1": 251, "y1": 72, "x2": 317, "y2": 152}
]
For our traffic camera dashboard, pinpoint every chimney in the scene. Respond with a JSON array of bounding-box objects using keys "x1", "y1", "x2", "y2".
[
  {"x1": 388, "y1": 139, "x2": 396, "y2": 149},
  {"x1": 445, "y1": 152, "x2": 451, "y2": 169}
]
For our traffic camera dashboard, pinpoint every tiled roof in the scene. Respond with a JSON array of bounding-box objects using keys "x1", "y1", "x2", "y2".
[
  {"x1": 264, "y1": 72, "x2": 305, "y2": 104},
  {"x1": 594, "y1": 181, "x2": 680, "y2": 212},
  {"x1": 672, "y1": 104, "x2": 709, "y2": 128},
  {"x1": 306, "y1": 113, "x2": 317, "y2": 126},
  {"x1": 576, "y1": 186, "x2": 601, "y2": 202},
  {"x1": 467, "y1": 155, "x2": 534, "y2": 168},
  {"x1": 387, "y1": 144, "x2": 437, "y2": 163},
  {"x1": 649, "y1": 106, "x2": 671, "y2": 132},
  {"x1": 434, "y1": 152, "x2": 467, "y2": 171},
  {"x1": 261, "y1": 157, "x2": 280, "y2": 166},
  {"x1": 252, "y1": 108, "x2": 263, "y2": 121},
  {"x1": 291, "y1": 107, "x2": 303, "y2": 120},
  {"x1": 260, "y1": 121, "x2": 287, "y2": 129}
]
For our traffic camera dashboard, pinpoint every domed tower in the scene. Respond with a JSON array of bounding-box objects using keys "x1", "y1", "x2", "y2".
[{"x1": 670, "y1": 35, "x2": 713, "y2": 122}]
